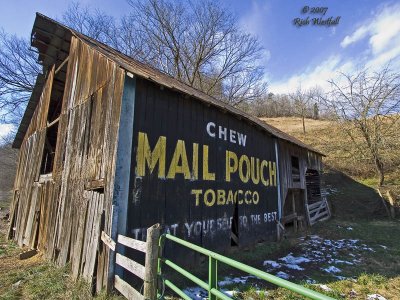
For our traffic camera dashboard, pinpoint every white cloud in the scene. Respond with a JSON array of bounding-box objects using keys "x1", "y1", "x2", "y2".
[
  {"x1": 341, "y1": 3, "x2": 400, "y2": 55},
  {"x1": 269, "y1": 56, "x2": 355, "y2": 94},
  {"x1": 239, "y1": 1, "x2": 269, "y2": 38},
  {"x1": 270, "y1": 2, "x2": 400, "y2": 94},
  {"x1": 0, "y1": 124, "x2": 14, "y2": 141},
  {"x1": 239, "y1": 0, "x2": 271, "y2": 66},
  {"x1": 340, "y1": 25, "x2": 370, "y2": 48}
]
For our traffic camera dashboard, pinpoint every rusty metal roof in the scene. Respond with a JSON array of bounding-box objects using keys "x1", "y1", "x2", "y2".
[{"x1": 14, "y1": 13, "x2": 324, "y2": 156}]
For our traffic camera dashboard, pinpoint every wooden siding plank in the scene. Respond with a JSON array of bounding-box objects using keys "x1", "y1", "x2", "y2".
[
  {"x1": 115, "y1": 253, "x2": 145, "y2": 280},
  {"x1": 114, "y1": 275, "x2": 144, "y2": 300},
  {"x1": 117, "y1": 235, "x2": 147, "y2": 253}
]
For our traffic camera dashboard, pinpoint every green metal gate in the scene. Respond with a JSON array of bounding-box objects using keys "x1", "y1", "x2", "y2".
[{"x1": 158, "y1": 233, "x2": 336, "y2": 300}]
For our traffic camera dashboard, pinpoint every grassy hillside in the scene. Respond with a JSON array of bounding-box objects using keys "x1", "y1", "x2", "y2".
[{"x1": 262, "y1": 117, "x2": 400, "y2": 215}]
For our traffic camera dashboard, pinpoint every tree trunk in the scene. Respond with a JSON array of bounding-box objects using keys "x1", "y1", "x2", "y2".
[
  {"x1": 375, "y1": 157, "x2": 385, "y2": 186},
  {"x1": 302, "y1": 115, "x2": 306, "y2": 134}
]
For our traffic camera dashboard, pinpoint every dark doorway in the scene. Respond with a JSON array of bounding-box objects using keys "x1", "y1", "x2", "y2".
[
  {"x1": 231, "y1": 202, "x2": 239, "y2": 246},
  {"x1": 305, "y1": 169, "x2": 322, "y2": 204}
]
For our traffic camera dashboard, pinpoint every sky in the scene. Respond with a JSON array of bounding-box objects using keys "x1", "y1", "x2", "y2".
[{"x1": 1, "y1": 0, "x2": 400, "y2": 136}]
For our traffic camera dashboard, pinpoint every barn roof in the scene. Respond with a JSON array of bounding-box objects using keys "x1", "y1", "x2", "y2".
[{"x1": 13, "y1": 13, "x2": 324, "y2": 156}]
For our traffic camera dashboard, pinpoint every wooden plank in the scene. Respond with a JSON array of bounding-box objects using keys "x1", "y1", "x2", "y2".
[
  {"x1": 55, "y1": 56, "x2": 69, "y2": 75},
  {"x1": 117, "y1": 234, "x2": 146, "y2": 253},
  {"x1": 143, "y1": 224, "x2": 161, "y2": 300},
  {"x1": 19, "y1": 249, "x2": 38, "y2": 260},
  {"x1": 101, "y1": 231, "x2": 115, "y2": 251},
  {"x1": 114, "y1": 275, "x2": 144, "y2": 300},
  {"x1": 85, "y1": 179, "x2": 105, "y2": 191},
  {"x1": 46, "y1": 116, "x2": 60, "y2": 128},
  {"x1": 308, "y1": 200, "x2": 326, "y2": 210},
  {"x1": 115, "y1": 253, "x2": 145, "y2": 280}
]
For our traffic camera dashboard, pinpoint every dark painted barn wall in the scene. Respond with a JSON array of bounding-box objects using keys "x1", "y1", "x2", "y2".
[{"x1": 126, "y1": 78, "x2": 280, "y2": 252}]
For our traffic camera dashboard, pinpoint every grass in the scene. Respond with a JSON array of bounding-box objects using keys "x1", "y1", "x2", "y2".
[{"x1": 0, "y1": 215, "x2": 123, "y2": 300}]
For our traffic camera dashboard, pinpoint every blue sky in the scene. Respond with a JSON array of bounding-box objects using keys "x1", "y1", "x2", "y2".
[{"x1": 1, "y1": 0, "x2": 400, "y2": 138}]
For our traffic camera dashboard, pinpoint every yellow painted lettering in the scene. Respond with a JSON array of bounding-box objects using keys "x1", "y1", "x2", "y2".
[
  {"x1": 167, "y1": 140, "x2": 191, "y2": 179},
  {"x1": 269, "y1": 161, "x2": 277, "y2": 187},
  {"x1": 250, "y1": 157, "x2": 260, "y2": 184},
  {"x1": 217, "y1": 190, "x2": 226, "y2": 205},
  {"x1": 225, "y1": 150, "x2": 238, "y2": 182},
  {"x1": 204, "y1": 189, "x2": 216, "y2": 206},
  {"x1": 260, "y1": 160, "x2": 269, "y2": 186},
  {"x1": 191, "y1": 189, "x2": 203, "y2": 206},
  {"x1": 239, "y1": 155, "x2": 250, "y2": 183},
  {"x1": 253, "y1": 191, "x2": 259, "y2": 204},
  {"x1": 245, "y1": 190, "x2": 252, "y2": 204},
  {"x1": 203, "y1": 145, "x2": 215, "y2": 180},
  {"x1": 192, "y1": 143, "x2": 199, "y2": 180},
  {"x1": 226, "y1": 190, "x2": 234, "y2": 205},
  {"x1": 237, "y1": 190, "x2": 243, "y2": 204},
  {"x1": 136, "y1": 132, "x2": 166, "y2": 178}
]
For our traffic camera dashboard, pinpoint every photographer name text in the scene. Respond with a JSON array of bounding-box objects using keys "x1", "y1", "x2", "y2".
[{"x1": 293, "y1": 6, "x2": 341, "y2": 27}]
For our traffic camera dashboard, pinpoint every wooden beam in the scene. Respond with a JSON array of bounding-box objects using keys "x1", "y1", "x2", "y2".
[
  {"x1": 47, "y1": 116, "x2": 60, "y2": 128},
  {"x1": 19, "y1": 249, "x2": 38, "y2": 260},
  {"x1": 55, "y1": 57, "x2": 69, "y2": 75},
  {"x1": 143, "y1": 224, "x2": 161, "y2": 300},
  {"x1": 85, "y1": 179, "x2": 105, "y2": 191},
  {"x1": 115, "y1": 253, "x2": 145, "y2": 280},
  {"x1": 114, "y1": 275, "x2": 144, "y2": 300},
  {"x1": 117, "y1": 234, "x2": 146, "y2": 253},
  {"x1": 101, "y1": 231, "x2": 115, "y2": 251}
]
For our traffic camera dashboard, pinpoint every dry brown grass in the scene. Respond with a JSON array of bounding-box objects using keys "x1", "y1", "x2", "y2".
[{"x1": 262, "y1": 117, "x2": 400, "y2": 189}]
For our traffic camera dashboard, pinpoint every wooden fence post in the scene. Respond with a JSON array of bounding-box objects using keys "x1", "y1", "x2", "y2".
[
  {"x1": 387, "y1": 190, "x2": 396, "y2": 219},
  {"x1": 144, "y1": 224, "x2": 161, "y2": 300}
]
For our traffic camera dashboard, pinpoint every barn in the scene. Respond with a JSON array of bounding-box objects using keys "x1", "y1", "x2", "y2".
[{"x1": 8, "y1": 13, "x2": 328, "y2": 292}]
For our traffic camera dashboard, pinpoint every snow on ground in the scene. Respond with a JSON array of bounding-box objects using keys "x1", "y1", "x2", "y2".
[
  {"x1": 183, "y1": 235, "x2": 386, "y2": 298},
  {"x1": 367, "y1": 294, "x2": 387, "y2": 300}
]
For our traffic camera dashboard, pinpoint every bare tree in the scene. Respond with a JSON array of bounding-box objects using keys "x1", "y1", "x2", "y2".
[
  {"x1": 0, "y1": 30, "x2": 40, "y2": 125},
  {"x1": 126, "y1": 0, "x2": 267, "y2": 106},
  {"x1": 324, "y1": 65, "x2": 400, "y2": 186},
  {"x1": 62, "y1": 2, "x2": 117, "y2": 47},
  {"x1": 0, "y1": 132, "x2": 18, "y2": 191},
  {"x1": 0, "y1": 0, "x2": 267, "y2": 126},
  {"x1": 289, "y1": 87, "x2": 320, "y2": 134}
]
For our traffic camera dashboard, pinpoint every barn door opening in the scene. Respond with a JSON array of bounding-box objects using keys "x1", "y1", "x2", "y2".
[
  {"x1": 305, "y1": 169, "x2": 321, "y2": 204},
  {"x1": 231, "y1": 202, "x2": 239, "y2": 246},
  {"x1": 39, "y1": 58, "x2": 68, "y2": 176}
]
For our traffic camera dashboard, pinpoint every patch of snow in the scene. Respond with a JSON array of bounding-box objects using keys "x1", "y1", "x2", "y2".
[
  {"x1": 263, "y1": 260, "x2": 281, "y2": 268},
  {"x1": 319, "y1": 284, "x2": 333, "y2": 292},
  {"x1": 279, "y1": 254, "x2": 310, "y2": 264},
  {"x1": 285, "y1": 263, "x2": 304, "y2": 270},
  {"x1": 334, "y1": 275, "x2": 347, "y2": 280},
  {"x1": 329, "y1": 259, "x2": 354, "y2": 265},
  {"x1": 223, "y1": 290, "x2": 236, "y2": 297},
  {"x1": 306, "y1": 279, "x2": 317, "y2": 284},
  {"x1": 379, "y1": 245, "x2": 388, "y2": 250},
  {"x1": 322, "y1": 266, "x2": 341, "y2": 273},
  {"x1": 276, "y1": 271, "x2": 290, "y2": 279},
  {"x1": 183, "y1": 287, "x2": 208, "y2": 300},
  {"x1": 367, "y1": 294, "x2": 387, "y2": 300},
  {"x1": 362, "y1": 247, "x2": 375, "y2": 252},
  {"x1": 346, "y1": 227, "x2": 353, "y2": 231}
]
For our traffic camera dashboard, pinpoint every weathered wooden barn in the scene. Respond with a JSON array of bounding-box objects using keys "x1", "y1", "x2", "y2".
[{"x1": 9, "y1": 14, "x2": 328, "y2": 291}]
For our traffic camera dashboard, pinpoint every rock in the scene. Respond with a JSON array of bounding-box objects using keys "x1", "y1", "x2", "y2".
[
  {"x1": 367, "y1": 294, "x2": 387, "y2": 300},
  {"x1": 12, "y1": 280, "x2": 22, "y2": 289},
  {"x1": 319, "y1": 284, "x2": 333, "y2": 292},
  {"x1": 19, "y1": 249, "x2": 38, "y2": 260},
  {"x1": 349, "y1": 289, "x2": 358, "y2": 297}
]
